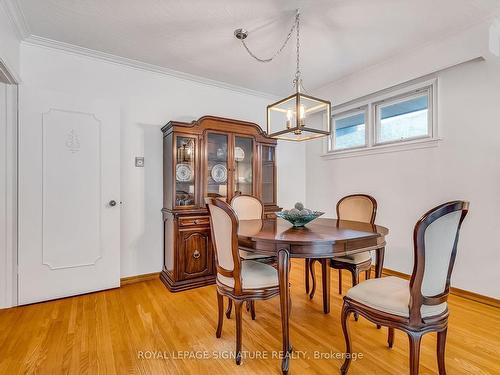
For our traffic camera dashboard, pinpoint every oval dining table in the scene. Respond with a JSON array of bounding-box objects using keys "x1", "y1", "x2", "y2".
[{"x1": 237, "y1": 217, "x2": 389, "y2": 374}]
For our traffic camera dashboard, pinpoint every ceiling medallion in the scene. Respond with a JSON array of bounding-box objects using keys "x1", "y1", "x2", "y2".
[{"x1": 234, "y1": 9, "x2": 331, "y2": 141}]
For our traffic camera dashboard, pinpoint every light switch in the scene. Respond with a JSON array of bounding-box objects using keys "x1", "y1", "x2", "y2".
[{"x1": 135, "y1": 157, "x2": 144, "y2": 167}]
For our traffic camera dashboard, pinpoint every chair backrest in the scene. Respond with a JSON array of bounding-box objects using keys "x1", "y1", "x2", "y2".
[
  {"x1": 230, "y1": 194, "x2": 264, "y2": 220},
  {"x1": 205, "y1": 198, "x2": 243, "y2": 292},
  {"x1": 337, "y1": 194, "x2": 377, "y2": 224},
  {"x1": 409, "y1": 201, "x2": 469, "y2": 324}
]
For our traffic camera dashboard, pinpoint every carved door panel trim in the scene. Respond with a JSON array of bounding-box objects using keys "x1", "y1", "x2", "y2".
[{"x1": 178, "y1": 228, "x2": 212, "y2": 280}]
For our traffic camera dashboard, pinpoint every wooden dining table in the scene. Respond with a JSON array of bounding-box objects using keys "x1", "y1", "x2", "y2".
[{"x1": 237, "y1": 217, "x2": 389, "y2": 374}]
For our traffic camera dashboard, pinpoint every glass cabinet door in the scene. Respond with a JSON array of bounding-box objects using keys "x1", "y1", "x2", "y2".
[
  {"x1": 175, "y1": 135, "x2": 196, "y2": 207},
  {"x1": 206, "y1": 133, "x2": 229, "y2": 200},
  {"x1": 233, "y1": 136, "x2": 254, "y2": 196},
  {"x1": 261, "y1": 145, "x2": 276, "y2": 205}
]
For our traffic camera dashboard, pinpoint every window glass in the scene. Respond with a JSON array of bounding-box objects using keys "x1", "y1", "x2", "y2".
[
  {"x1": 377, "y1": 94, "x2": 429, "y2": 143},
  {"x1": 334, "y1": 111, "x2": 366, "y2": 150}
]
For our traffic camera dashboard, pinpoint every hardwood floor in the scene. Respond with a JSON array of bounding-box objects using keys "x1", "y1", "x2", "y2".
[{"x1": 1, "y1": 260, "x2": 499, "y2": 374}]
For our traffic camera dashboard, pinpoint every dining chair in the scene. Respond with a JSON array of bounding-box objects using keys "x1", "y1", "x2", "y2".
[
  {"x1": 231, "y1": 194, "x2": 269, "y2": 261},
  {"x1": 340, "y1": 201, "x2": 469, "y2": 375},
  {"x1": 226, "y1": 194, "x2": 276, "y2": 319},
  {"x1": 308, "y1": 195, "x2": 379, "y2": 309},
  {"x1": 206, "y1": 198, "x2": 280, "y2": 365}
]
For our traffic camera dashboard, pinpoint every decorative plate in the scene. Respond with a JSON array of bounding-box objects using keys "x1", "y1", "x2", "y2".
[
  {"x1": 176, "y1": 164, "x2": 193, "y2": 182},
  {"x1": 211, "y1": 164, "x2": 227, "y2": 183},
  {"x1": 234, "y1": 146, "x2": 245, "y2": 162}
]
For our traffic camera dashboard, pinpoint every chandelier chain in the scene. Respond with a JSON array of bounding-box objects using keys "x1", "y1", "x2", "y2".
[
  {"x1": 239, "y1": 9, "x2": 300, "y2": 66},
  {"x1": 293, "y1": 10, "x2": 301, "y2": 91}
]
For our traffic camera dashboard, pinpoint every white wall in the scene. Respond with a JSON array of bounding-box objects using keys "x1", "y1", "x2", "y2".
[
  {"x1": 277, "y1": 141, "x2": 306, "y2": 209},
  {"x1": 19, "y1": 43, "x2": 305, "y2": 278},
  {"x1": 305, "y1": 29, "x2": 500, "y2": 298}
]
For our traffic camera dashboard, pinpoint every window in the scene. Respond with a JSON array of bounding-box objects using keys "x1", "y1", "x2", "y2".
[
  {"x1": 375, "y1": 88, "x2": 430, "y2": 144},
  {"x1": 327, "y1": 79, "x2": 437, "y2": 156},
  {"x1": 332, "y1": 109, "x2": 367, "y2": 150}
]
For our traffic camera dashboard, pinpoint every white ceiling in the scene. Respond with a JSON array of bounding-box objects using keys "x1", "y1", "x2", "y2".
[{"x1": 17, "y1": 0, "x2": 500, "y2": 95}]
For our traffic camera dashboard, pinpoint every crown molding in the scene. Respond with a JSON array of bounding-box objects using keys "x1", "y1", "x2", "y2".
[
  {"x1": 0, "y1": 55, "x2": 20, "y2": 84},
  {"x1": 1, "y1": 0, "x2": 30, "y2": 39},
  {"x1": 22, "y1": 35, "x2": 279, "y2": 100}
]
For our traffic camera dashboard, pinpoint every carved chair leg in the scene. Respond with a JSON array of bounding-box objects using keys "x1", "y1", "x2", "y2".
[
  {"x1": 225, "y1": 298, "x2": 232, "y2": 319},
  {"x1": 250, "y1": 300, "x2": 256, "y2": 320},
  {"x1": 365, "y1": 268, "x2": 371, "y2": 280},
  {"x1": 351, "y1": 268, "x2": 360, "y2": 287},
  {"x1": 340, "y1": 302, "x2": 353, "y2": 374},
  {"x1": 246, "y1": 300, "x2": 251, "y2": 311},
  {"x1": 216, "y1": 291, "x2": 224, "y2": 338},
  {"x1": 234, "y1": 300, "x2": 244, "y2": 365},
  {"x1": 309, "y1": 259, "x2": 317, "y2": 299},
  {"x1": 388, "y1": 327, "x2": 394, "y2": 348},
  {"x1": 338, "y1": 269, "x2": 342, "y2": 294},
  {"x1": 437, "y1": 328, "x2": 448, "y2": 375},
  {"x1": 351, "y1": 269, "x2": 360, "y2": 321},
  {"x1": 305, "y1": 259, "x2": 310, "y2": 294},
  {"x1": 408, "y1": 332, "x2": 423, "y2": 375}
]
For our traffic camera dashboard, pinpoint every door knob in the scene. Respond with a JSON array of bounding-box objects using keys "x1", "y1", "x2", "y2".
[{"x1": 109, "y1": 200, "x2": 117, "y2": 207}]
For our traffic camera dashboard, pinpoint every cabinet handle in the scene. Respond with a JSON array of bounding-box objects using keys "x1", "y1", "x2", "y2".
[{"x1": 193, "y1": 250, "x2": 201, "y2": 259}]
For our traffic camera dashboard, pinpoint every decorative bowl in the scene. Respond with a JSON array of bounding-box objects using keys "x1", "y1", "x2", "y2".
[{"x1": 276, "y1": 210, "x2": 324, "y2": 227}]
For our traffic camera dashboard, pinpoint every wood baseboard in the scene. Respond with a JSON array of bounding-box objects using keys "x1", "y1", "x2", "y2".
[
  {"x1": 377, "y1": 267, "x2": 500, "y2": 309},
  {"x1": 120, "y1": 269, "x2": 499, "y2": 308},
  {"x1": 120, "y1": 272, "x2": 160, "y2": 286}
]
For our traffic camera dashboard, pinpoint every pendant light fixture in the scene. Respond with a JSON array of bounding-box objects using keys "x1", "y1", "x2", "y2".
[{"x1": 234, "y1": 9, "x2": 331, "y2": 141}]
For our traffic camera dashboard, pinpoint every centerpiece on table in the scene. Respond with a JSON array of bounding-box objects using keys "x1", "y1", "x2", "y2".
[{"x1": 276, "y1": 202, "x2": 324, "y2": 227}]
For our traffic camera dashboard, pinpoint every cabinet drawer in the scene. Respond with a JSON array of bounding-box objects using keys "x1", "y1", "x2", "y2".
[
  {"x1": 178, "y1": 228, "x2": 214, "y2": 280},
  {"x1": 179, "y1": 217, "x2": 210, "y2": 227}
]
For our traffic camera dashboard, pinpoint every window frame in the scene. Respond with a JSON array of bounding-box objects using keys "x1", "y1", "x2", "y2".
[
  {"x1": 325, "y1": 78, "x2": 438, "y2": 158},
  {"x1": 329, "y1": 106, "x2": 369, "y2": 152},
  {"x1": 373, "y1": 86, "x2": 433, "y2": 146}
]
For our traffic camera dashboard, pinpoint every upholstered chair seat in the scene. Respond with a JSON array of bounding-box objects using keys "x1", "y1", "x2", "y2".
[
  {"x1": 217, "y1": 260, "x2": 278, "y2": 289},
  {"x1": 340, "y1": 201, "x2": 469, "y2": 375},
  {"x1": 346, "y1": 276, "x2": 447, "y2": 318},
  {"x1": 206, "y1": 197, "x2": 281, "y2": 366},
  {"x1": 308, "y1": 194, "x2": 380, "y2": 302},
  {"x1": 225, "y1": 194, "x2": 276, "y2": 319},
  {"x1": 333, "y1": 252, "x2": 371, "y2": 265}
]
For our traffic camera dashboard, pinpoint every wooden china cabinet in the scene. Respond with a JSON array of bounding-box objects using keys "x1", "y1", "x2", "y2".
[{"x1": 160, "y1": 116, "x2": 279, "y2": 292}]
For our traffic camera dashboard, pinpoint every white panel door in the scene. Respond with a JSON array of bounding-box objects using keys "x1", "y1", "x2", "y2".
[{"x1": 18, "y1": 87, "x2": 120, "y2": 304}]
